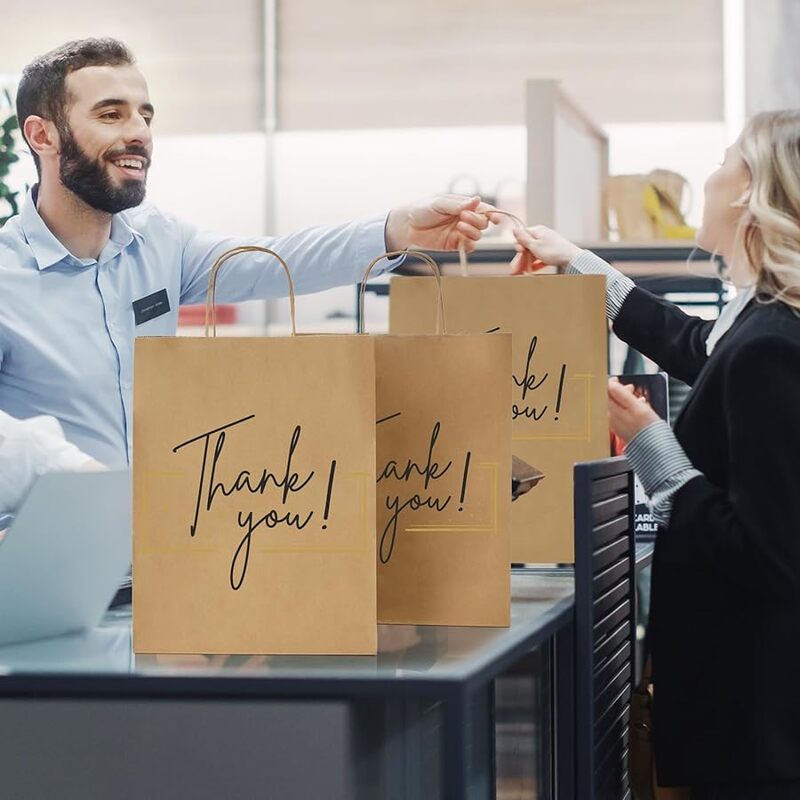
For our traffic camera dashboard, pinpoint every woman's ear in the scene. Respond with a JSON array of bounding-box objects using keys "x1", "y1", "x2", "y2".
[{"x1": 732, "y1": 187, "x2": 751, "y2": 208}]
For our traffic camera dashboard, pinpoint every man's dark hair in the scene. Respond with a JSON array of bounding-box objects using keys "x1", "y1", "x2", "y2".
[{"x1": 16, "y1": 38, "x2": 135, "y2": 176}]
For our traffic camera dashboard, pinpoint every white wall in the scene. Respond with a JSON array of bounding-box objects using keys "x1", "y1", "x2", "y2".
[
  {"x1": 272, "y1": 126, "x2": 527, "y2": 231},
  {"x1": 146, "y1": 133, "x2": 268, "y2": 237}
]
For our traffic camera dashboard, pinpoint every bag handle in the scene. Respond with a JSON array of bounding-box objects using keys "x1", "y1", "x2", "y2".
[
  {"x1": 204, "y1": 246, "x2": 297, "y2": 338},
  {"x1": 457, "y1": 208, "x2": 528, "y2": 276},
  {"x1": 359, "y1": 250, "x2": 446, "y2": 335}
]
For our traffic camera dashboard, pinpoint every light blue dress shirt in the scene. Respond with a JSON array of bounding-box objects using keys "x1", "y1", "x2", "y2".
[{"x1": 0, "y1": 187, "x2": 393, "y2": 468}]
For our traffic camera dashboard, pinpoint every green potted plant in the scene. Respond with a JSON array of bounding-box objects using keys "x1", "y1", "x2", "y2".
[{"x1": 0, "y1": 88, "x2": 21, "y2": 226}]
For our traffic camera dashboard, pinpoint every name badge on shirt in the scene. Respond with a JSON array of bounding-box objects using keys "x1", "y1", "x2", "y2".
[{"x1": 133, "y1": 289, "x2": 171, "y2": 326}]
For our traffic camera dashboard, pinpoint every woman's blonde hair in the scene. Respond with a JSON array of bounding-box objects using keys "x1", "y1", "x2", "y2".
[{"x1": 737, "y1": 110, "x2": 800, "y2": 310}]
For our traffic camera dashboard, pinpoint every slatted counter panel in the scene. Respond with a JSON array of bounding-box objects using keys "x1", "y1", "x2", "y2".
[{"x1": 574, "y1": 458, "x2": 636, "y2": 800}]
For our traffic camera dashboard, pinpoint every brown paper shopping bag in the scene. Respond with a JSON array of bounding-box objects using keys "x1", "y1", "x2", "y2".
[
  {"x1": 133, "y1": 247, "x2": 377, "y2": 655},
  {"x1": 362, "y1": 252, "x2": 512, "y2": 626},
  {"x1": 389, "y1": 272, "x2": 607, "y2": 564}
]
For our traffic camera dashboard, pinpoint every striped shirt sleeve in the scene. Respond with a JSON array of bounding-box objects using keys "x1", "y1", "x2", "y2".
[
  {"x1": 624, "y1": 419, "x2": 701, "y2": 527},
  {"x1": 567, "y1": 250, "x2": 636, "y2": 321}
]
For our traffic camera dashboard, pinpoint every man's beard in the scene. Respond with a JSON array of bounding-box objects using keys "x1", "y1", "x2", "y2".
[{"x1": 58, "y1": 125, "x2": 149, "y2": 214}]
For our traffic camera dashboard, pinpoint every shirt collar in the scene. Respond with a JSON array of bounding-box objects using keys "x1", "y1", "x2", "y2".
[
  {"x1": 102, "y1": 211, "x2": 143, "y2": 264},
  {"x1": 20, "y1": 185, "x2": 144, "y2": 271},
  {"x1": 706, "y1": 285, "x2": 757, "y2": 355},
  {"x1": 21, "y1": 186, "x2": 70, "y2": 270}
]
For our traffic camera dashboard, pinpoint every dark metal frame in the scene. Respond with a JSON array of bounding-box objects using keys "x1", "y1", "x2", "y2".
[
  {"x1": 554, "y1": 616, "x2": 576, "y2": 800},
  {"x1": 573, "y1": 456, "x2": 636, "y2": 800}
]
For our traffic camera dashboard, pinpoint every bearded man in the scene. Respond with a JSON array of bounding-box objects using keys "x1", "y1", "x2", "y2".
[{"x1": 0, "y1": 38, "x2": 490, "y2": 467}]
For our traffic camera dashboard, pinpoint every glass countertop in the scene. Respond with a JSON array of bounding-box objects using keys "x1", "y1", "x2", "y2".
[{"x1": 0, "y1": 573, "x2": 573, "y2": 693}]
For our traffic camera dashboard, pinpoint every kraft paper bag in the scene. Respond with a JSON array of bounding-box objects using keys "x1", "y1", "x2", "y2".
[
  {"x1": 389, "y1": 273, "x2": 608, "y2": 564},
  {"x1": 362, "y1": 252, "x2": 512, "y2": 627},
  {"x1": 134, "y1": 247, "x2": 377, "y2": 655}
]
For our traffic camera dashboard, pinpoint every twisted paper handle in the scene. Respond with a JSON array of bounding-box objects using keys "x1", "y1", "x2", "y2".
[
  {"x1": 458, "y1": 207, "x2": 527, "y2": 276},
  {"x1": 359, "y1": 250, "x2": 446, "y2": 335},
  {"x1": 204, "y1": 246, "x2": 296, "y2": 337}
]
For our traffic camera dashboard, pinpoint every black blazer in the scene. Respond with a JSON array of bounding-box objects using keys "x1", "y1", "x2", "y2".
[{"x1": 614, "y1": 287, "x2": 800, "y2": 786}]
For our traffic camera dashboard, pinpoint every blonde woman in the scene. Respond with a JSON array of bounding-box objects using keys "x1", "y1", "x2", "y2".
[{"x1": 511, "y1": 111, "x2": 800, "y2": 798}]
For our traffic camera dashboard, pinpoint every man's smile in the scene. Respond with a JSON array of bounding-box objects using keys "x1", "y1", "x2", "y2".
[{"x1": 108, "y1": 155, "x2": 147, "y2": 180}]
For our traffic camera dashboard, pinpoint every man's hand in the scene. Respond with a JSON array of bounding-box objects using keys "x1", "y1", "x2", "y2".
[
  {"x1": 510, "y1": 225, "x2": 583, "y2": 274},
  {"x1": 385, "y1": 195, "x2": 494, "y2": 253},
  {"x1": 608, "y1": 378, "x2": 660, "y2": 445}
]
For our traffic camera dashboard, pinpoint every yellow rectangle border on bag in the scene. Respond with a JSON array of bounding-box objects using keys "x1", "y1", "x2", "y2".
[
  {"x1": 513, "y1": 373, "x2": 595, "y2": 442},
  {"x1": 403, "y1": 461, "x2": 499, "y2": 533}
]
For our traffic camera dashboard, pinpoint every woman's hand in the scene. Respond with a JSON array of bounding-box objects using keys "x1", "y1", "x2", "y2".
[
  {"x1": 509, "y1": 224, "x2": 583, "y2": 274},
  {"x1": 608, "y1": 378, "x2": 660, "y2": 445}
]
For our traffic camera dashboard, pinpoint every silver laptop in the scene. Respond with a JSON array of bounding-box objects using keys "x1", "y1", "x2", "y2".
[{"x1": 0, "y1": 470, "x2": 131, "y2": 646}]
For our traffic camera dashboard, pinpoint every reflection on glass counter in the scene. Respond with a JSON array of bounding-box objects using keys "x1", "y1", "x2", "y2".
[{"x1": 0, "y1": 614, "x2": 132, "y2": 675}]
